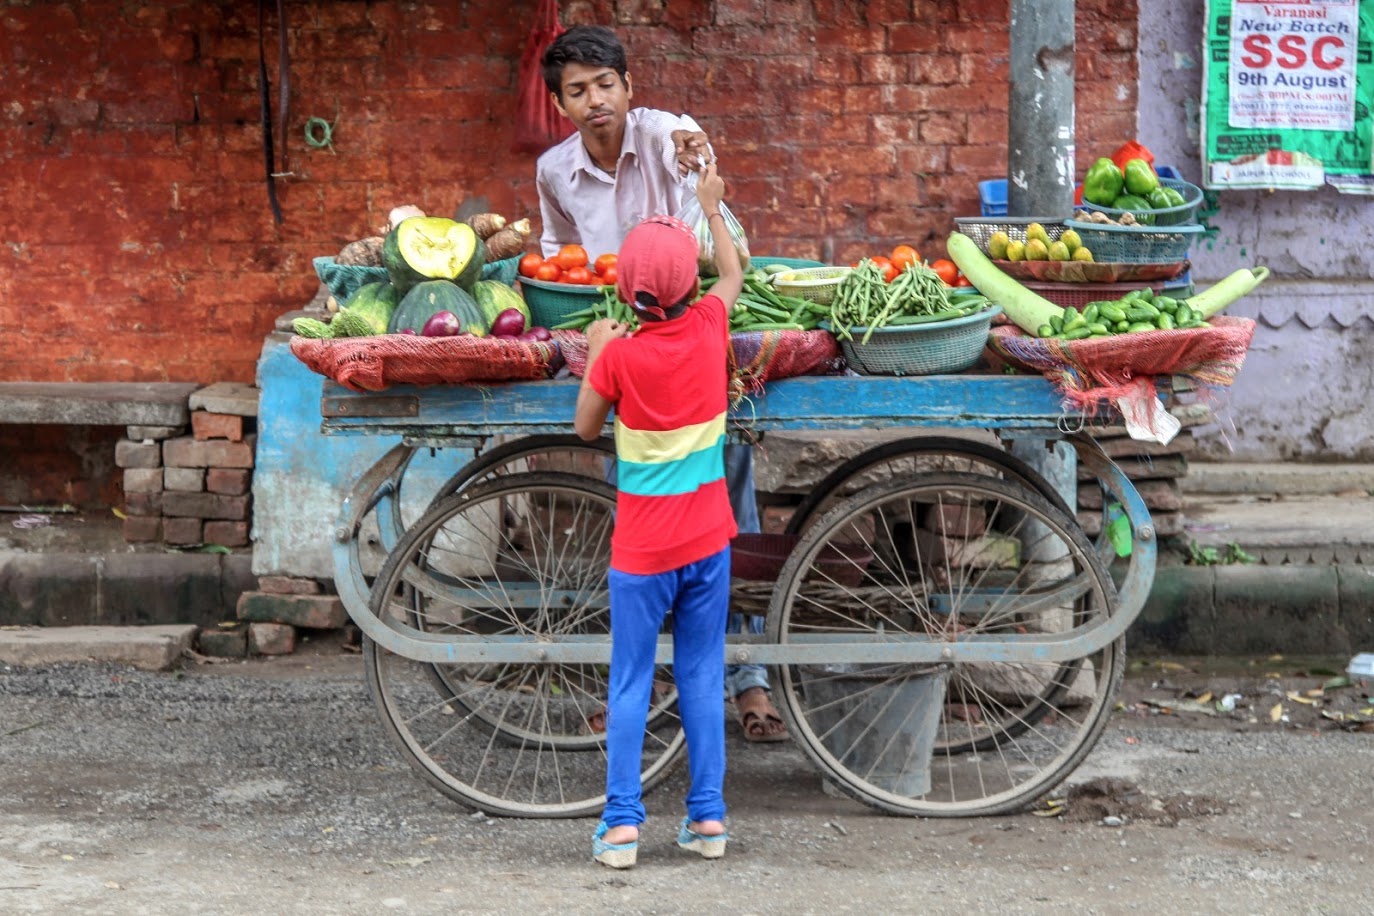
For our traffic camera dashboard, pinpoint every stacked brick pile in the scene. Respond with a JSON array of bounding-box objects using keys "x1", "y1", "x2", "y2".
[
  {"x1": 195, "y1": 577, "x2": 350, "y2": 658},
  {"x1": 117, "y1": 382, "x2": 259, "y2": 547}
]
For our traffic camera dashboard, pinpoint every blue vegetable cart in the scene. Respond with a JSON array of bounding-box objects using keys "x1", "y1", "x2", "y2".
[{"x1": 319, "y1": 374, "x2": 1155, "y2": 819}]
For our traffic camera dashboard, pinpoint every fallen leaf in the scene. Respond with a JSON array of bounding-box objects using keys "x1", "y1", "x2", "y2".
[
  {"x1": 103, "y1": 881, "x2": 121, "y2": 890},
  {"x1": 1155, "y1": 661, "x2": 1188, "y2": 671},
  {"x1": 1321, "y1": 710, "x2": 1347, "y2": 722},
  {"x1": 1268, "y1": 654, "x2": 1284, "y2": 662},
  {"x1": 1124, "y1": 736, "x2": 1139, "y2": 745},
  {"x1": 1270, "y1": 703, "x2": 1283, "y2": 722},
  {"x1": 1305, "y1": 688, "x2": 1326, "y2": 698},
  {"x1": 112, "y1": 507, "x2": 127, "y2": 519},
  {"x1": 1323, "y1": 676, "x2": 1352, "y2": 690},
  {"x1": 1196, "y1": 691, "x2": 1213, "y2": 705},
  {"x1": 1285, "y1": 691, "x2": 1317, "y2": 706},
  {"x1": 384, "y1": 857, "x2": 431, "y2": 868}
]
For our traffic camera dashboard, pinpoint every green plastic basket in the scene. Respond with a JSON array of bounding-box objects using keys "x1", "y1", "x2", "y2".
[
  {"x1": 518, "y1": 276, "x2": 607, "y2": 328},
  {"x1": 1063, "y1": 220, "x2": 1205, "y2": 264},
  {"x1": 829, "y1": 305, "x2": 1002, "y2": 376},
  {"x1": 1078, "y1": 178, "x2": 1204, "y2": 226}
]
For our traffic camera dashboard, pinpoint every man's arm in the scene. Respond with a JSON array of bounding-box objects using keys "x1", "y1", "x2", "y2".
[
  {"x1": 695, "y1": 163, "x2": 743, "y2": 307},
  {"x1": 574, "y1": 319, "x2": 630, "y2": 441}
]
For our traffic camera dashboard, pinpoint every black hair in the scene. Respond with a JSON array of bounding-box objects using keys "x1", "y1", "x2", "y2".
[{"x1": 541, "y1": 25, "x2": 628, "y2": 99}]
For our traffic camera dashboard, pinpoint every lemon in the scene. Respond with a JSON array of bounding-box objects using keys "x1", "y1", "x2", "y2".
[
  {"x1": 1060, "y1": 229, "x2": 1082, "y2": 252},
  {"x1": 1072, "y1": 246, "x2": 1094, "y2": 262},
  {"x1": 1026, "y1": 222, "x2": 1050, "y2": 244},
  {"x1": 987, "y1": 231, "x2": 1010, "y2": 260},
  {"x1": 1025, "y1": 238, "x2": 1050, "y2": 261},
  {"x1": 1005, "y1": 240, "x2": 1026, "y2": 262},
  {"x1": 1048, "y1": 241, "x2": 1071, "y2": 262}
]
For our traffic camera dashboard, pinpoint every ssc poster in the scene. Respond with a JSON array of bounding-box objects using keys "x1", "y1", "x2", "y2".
[{"x1": 1203, "y1": 0, "x2": 1374, "y2": 192}]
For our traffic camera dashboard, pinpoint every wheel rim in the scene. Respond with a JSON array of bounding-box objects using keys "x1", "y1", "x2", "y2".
[
  {"x1": 769, "y1": 472, "x2": 1122, "y2": 817},
  {"x1": 366, "y1": 472, "x2": 685, "y2": 817}
]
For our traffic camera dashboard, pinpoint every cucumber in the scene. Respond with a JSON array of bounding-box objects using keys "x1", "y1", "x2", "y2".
[
  {"x1": 946, "y1": 232, "x2": 1065, "y2": 334},
  {"x1": 1185, "y1": 266, "x2": 1271, "y2": 319}
]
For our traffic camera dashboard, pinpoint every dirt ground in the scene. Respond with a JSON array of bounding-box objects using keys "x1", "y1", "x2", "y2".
[{"x1": 3, "y1": 642, "x2": 1373, "y2": 915}]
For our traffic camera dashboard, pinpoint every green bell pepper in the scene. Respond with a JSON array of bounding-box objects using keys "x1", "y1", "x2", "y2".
[
  {"x1": 1123, "y1": 158, "x2": 1159, "y2": 196},
  {"x1": 1147, "y1": 187, "x2": 1174, "y2": 209},
  {"x1": 1083, "y1": 158, "x2": 1125, "y2": 207},
  {"x1": 1161, "y1": 186, "x2": 1187, "y2": 208}
]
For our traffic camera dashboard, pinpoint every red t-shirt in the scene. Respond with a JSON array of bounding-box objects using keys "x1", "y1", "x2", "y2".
[{"x1": 587, "y1": 294, "x2": 738, "y2": 575}]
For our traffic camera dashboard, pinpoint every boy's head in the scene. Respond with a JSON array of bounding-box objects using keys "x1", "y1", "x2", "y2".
[
  {"x1": 541, "y1": 25, "x2": 629, "y2": 99},
  {"x1": 616, "y1": 216, "x2": 700, "y2": 321}
]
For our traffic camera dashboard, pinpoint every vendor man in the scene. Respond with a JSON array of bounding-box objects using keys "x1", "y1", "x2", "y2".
[{"x1": 536, "y1": 25, "x2": 787, "y2": 743}]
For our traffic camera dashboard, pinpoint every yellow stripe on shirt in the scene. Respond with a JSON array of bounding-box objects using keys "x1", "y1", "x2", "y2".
[{"x1": 614, "y1": 412, "x2": 727, "y2": 466}]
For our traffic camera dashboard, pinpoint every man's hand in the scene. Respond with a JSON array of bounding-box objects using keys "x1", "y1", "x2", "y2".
[
  {"x1": 586, "y1": 318, "x2": 631, "y2": 353},
  {"x1": 671, "y1": 129, "x2": 711, "y2": 176},
  {"x1": 696, "y1": 162, "x2": 725, "y2": 216}
]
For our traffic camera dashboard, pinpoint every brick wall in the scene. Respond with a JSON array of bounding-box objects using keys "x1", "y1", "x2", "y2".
[{"x1": 0, "y1": 0, "x2": 1138, "y2": 385}]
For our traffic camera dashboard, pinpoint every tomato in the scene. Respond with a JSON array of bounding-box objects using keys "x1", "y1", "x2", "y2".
[
  {"x1": 870, "y1": 255, "x2": 899, "y2": 283},
  {"x1": 564, "y1": 265, "x2": 595, "y2": 286},
  {"x1": 518, "y1": 253, "x2": 544, "y2": 279},
  {"x1": 599, "y1": 265, "x2": 618, "y2": 286},
  {"x1": 555, "y1": 244, "x2": 589, "y2": 270},
  {"x1": 534, "y1": 262, "x2": 562, "y2": 282},
  {"x1": 593, "y1": 253, "x2": 618, "y2": 276},
  {"x1": 953, "y1": 274, "x2": 973, "y2": 287},
  {"x1": 930, "y1": 258, "x2": 959, "y2": 286},
  {"x1": 890, "y1": 245, "x2": 920, "y2": 273}
]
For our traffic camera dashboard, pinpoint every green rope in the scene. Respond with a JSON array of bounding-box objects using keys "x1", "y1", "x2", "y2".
[{"x1": 304, "y1": 115, "x2": 335, "y2": 153}]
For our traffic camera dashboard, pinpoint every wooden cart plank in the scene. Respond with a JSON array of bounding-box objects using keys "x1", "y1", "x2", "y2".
[{"x1": 319, "y1": 374, "x2": 1072, "y2": 437}]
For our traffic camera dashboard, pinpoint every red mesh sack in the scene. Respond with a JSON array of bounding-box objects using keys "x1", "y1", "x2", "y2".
[
  {"x1": 557, "y1": 329, "x2": 842, "y2": 402},
  {"x1": 512, "y1": 0, "x2": 575, "y2": 154},
  {"x1": 988, "y1": 316, "x2": 1256, "y2": 415},
  {"x1": 290, "y1": 334, "x2": 562, "y2": 392}
]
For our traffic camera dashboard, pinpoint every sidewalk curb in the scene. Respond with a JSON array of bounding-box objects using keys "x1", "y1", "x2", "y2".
[
  {"x1": 0, "y1": 625, "x2": 198, "y2": 671},
  {"x1": 1133, "y1": 564, "x2": 1374, "y2": 656}
]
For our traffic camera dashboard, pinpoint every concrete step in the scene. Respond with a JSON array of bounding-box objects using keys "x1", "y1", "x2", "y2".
[
  {"x1": 1179, "y1": 490, "x2": 1374, "y2": 565},
  {"x1": 0, "y1": 625, "x2": 197, "y2": 671},
  {"x1": 1183, "y1": 462, "x2": 1374, "y2": 497}
]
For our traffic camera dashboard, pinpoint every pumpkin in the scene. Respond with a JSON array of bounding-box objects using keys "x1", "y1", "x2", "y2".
[{"x1": 382, "y1": 217, "x2": 485, "y2": 295}]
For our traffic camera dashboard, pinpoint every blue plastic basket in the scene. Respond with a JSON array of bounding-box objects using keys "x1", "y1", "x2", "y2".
[
  {"x1": 1078, "y1": 177, "x2": 1204, "y2": 226},
  {"x1": 979, "y1": 179, "x2": 1008, "y2": 217},
  {"x1": 754, "y1": 255, "x2": 827, "y2": 270},
  {"x1": 1063, "y1": 220, "x2": 1204, "y2": 264},
  {"x1": 313, "y1": 256, "x2": 389, "y2": 301}
]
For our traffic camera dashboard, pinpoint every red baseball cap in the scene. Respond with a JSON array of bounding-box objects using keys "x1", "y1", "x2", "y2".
[{"x1": 616, "y1": 215, "x2": 700, "y2": 320}]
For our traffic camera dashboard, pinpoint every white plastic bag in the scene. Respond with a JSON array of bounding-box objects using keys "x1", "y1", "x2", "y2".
[{"x1": 675, "y1": 168, "x2": 751, "y2": 277}]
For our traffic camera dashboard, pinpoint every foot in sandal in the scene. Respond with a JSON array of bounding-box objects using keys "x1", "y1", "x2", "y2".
[
  {"x1": 676, "y1": 817, "x2": 727, "y2": 859},
  {"x1": 733, "y1": 686, "x2": 788, "y2": 743}
]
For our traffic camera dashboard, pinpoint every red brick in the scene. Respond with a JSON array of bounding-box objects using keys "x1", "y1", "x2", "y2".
[
  {"x1": 761, "y1": 506, "x2": 795, "y2": 536},
  {"x1": 124, "y1": 490, "x2": 162, "y2": 516},
  {"x1": 248, "y1": 622, "x2": 297, "y2": 656},
  {"x1": 163, "y1": 516, "x2": 203, "y2": 546},
  {"x1": 162, "y1": 491, "x2": 251, "y2": 521},
  {"x1": 163, "y1": 435, "x2": 255, "y2": 469},
  {"x1": 115, "y1": 440, "x2": 162, "y2": 469},
  {"x1": 258, "y1": 576, "x2": 322, "y2": 595},
  {"x1": 164, "y1": 467, "x2": 206, "y2": 492},
  {"x1": 122, "y1": 515, "x2": 161, "y2": 543},
  {"x1": 206, "y1": 467, "x2": 252, "y2": 496},
  {"x1": 203, "y1": 520, "x2": 250, "y2": 547},
  {"x1": 238, "y1": 592, "x2": 349, "y2": 630},
  {"x1": 191, "y1": 411, "x2": 244, "y2": 442},
  {"x1": 923, "y1": 503, "x2": 988, "y2": 539},
  {"x1": 123, "y1": 468, "x2": 163, "y2": 493},
  {"x1": 198, "y1": 626, "x2": 248, "y2": 658}
]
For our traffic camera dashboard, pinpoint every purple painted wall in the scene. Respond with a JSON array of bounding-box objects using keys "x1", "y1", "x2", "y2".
[{"x1": 1138, "y1": 2, "x2": 1374, "y2": 461}]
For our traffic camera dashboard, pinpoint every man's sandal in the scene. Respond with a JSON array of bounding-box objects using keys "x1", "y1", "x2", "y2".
[
  {"x1": 676, "y1": 817, "x2": 728, "y2": 859},
  {"x1": 592, "y1": 821, "x2": 638, "y2": 869},
  {"x1": 734, "y1": 688, "x2": 788, "y2": 743}
]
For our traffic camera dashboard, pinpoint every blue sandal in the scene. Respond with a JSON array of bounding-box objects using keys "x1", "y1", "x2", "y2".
[
  {"x1": 676, "y1": 817, "x2": 728, "y2": 859},
  {"x1": 592, "y1": 821, "x2": 638, "y2": 869}
]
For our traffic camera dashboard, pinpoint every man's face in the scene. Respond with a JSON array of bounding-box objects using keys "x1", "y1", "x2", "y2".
[{"x1": 552, "y1": 62, "x2": 632, "y2": 141}]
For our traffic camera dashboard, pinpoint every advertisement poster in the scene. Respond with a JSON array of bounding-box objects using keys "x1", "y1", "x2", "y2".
[{"x1": 1203, "y1": 0, "x2": 1374, "y2": 192}]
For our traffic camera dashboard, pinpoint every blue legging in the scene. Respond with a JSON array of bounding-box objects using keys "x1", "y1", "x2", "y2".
[{"x1": 602, "y1": 547, "x2": 730, "y2": 828}]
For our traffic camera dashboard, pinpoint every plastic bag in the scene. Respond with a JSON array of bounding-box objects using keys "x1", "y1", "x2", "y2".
[
  {"x1": 674, "y1": 168, "x2": 751, "y2": 277},
  {"x1": 511, "y1": 0, "x2": 575, "y2": 153}
]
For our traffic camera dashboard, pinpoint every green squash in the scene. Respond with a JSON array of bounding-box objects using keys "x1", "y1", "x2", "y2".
[
  {"x1": 330, "y1": 282, "x2": 399, "y2": 337},
  {"x1": 471, "y1": 280, "x2": 530, "y2": 329},
  {"x1": 389, "y1": 280, "x2": 487, "y2": 336},
  {"x1": 383, "y1": 217, "x2": 486, "y2": 295}
]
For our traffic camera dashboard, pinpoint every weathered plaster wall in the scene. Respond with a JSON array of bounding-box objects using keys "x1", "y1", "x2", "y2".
[{"x1": 1138, "y1": 1, "x2": 1374, "y2": 461}]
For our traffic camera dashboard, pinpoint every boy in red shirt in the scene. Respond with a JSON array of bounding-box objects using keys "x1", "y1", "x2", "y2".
[{"x1": 574, "y1": 163, "x2": 743, "y2": 869}]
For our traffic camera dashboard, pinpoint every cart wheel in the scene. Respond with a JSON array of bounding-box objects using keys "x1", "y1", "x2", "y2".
[
  {"x1": 785, "y1": 436, "x2": 1072, "y2": 536},
  {"x1": 365, "y1": 471, "x2": 685, "y2": 818},
  {"x1": 430, "y1": 434, "x2": 615, "y2": 505},
  {"x1": 768, "y1": 472, "x2": 1123, "y2": 818}
]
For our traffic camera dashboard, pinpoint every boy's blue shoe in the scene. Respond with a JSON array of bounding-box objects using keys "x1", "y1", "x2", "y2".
[
  {"x1": 676, "y1": 817, "x2": 728, "y2": 859},
  {"x1": 592, "y1": 821, "x2": 638, "y2": 869}
]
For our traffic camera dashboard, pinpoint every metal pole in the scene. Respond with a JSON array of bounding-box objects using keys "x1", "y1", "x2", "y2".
[
  {"x1": 1007, "y1": 1, "x2": 1078, "y2": 511},
  {"x1": 1008, "y1": 0, "x2": 1076, "y2": 218}
]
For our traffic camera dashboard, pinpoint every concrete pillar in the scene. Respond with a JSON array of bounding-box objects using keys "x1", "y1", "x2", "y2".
[{"x1": 1008, "y1": 0, "x2": 1076, "y2": 217}]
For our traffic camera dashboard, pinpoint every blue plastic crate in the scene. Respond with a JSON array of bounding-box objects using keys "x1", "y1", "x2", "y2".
[{"x1": 979, "y1": 179, "x2": 1007, "y2": 217}]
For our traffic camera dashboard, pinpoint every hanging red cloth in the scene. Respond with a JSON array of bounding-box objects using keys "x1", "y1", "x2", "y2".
[{"x1": 512, "y1": 0, "x2": 575, "y2": 154}]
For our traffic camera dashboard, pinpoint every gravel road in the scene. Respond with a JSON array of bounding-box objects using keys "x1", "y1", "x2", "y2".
[{"x1": 2, "y1": 646, "x2": 1372, "y2": 915}]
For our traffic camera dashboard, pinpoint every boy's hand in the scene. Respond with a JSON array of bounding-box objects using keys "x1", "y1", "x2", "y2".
[
  {"x1": 672, "y1": 129, "x2": 711, "y2": 176},
  {"x1": 696, "y1": 162, "x2": 725, "y2": 213},
  {"x1": 586, "y1": 318, "x2": 630, "y2": 352}
]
